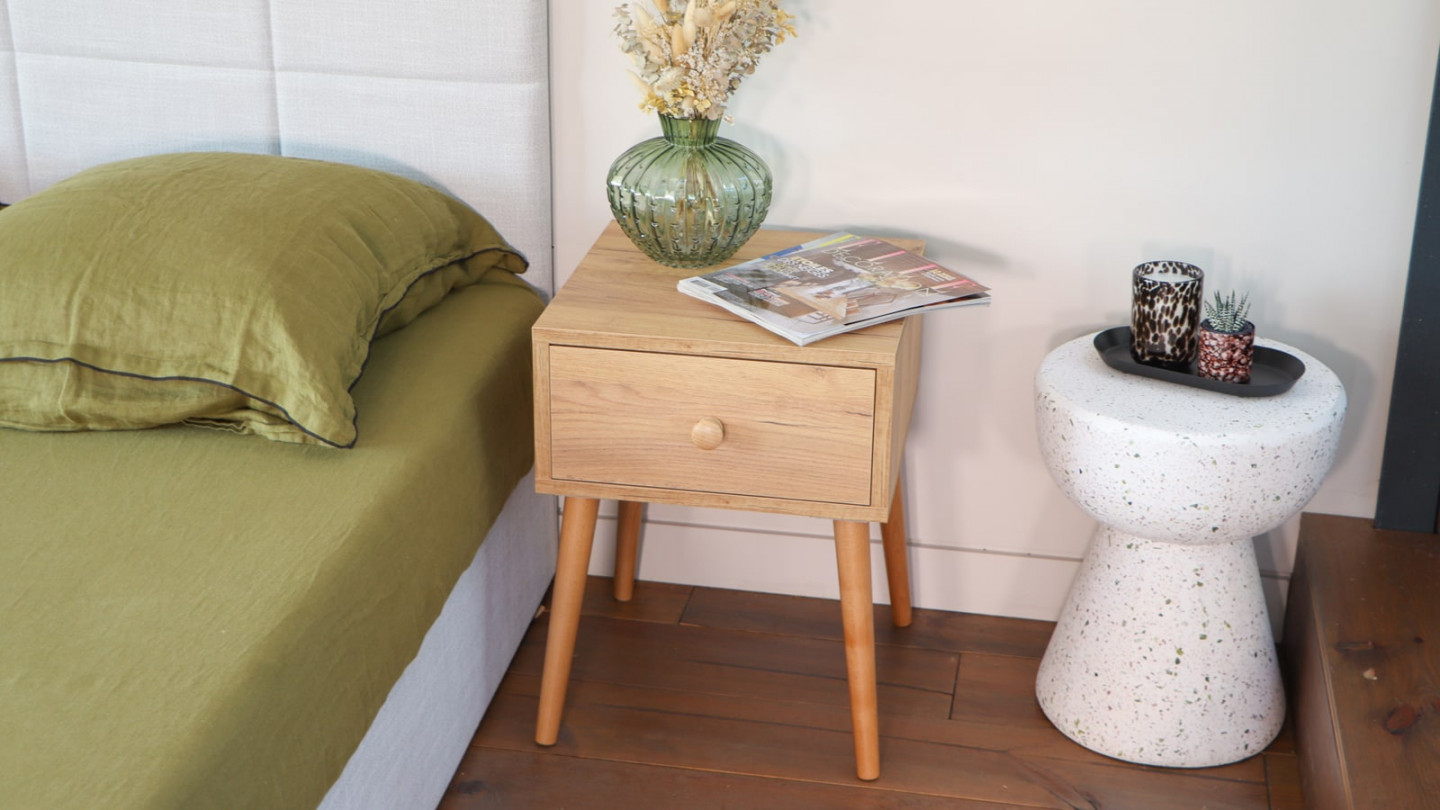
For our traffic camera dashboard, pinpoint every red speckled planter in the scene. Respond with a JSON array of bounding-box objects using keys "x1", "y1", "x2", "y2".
[{"x1": 1197, "y1": 320, "x2": 1255, "y2": 384}]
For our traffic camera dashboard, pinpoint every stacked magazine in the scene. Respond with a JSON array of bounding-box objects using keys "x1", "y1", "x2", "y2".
[{"x1": 677, "y1": 232, "x2": 990, "y2": 346}]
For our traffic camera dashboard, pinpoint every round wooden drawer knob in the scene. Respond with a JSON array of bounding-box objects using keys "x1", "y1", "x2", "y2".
[{"x1": 691, "y1": 416, "x2": 726, "y2": 450}]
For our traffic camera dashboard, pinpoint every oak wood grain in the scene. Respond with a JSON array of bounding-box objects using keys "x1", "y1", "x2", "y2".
[
  {"x1": 534, "y1": 496, "x2": 599, "y2": 746},
  {"x1": 1264, "y1": 753, "x2": 1305, "y2": 810},
  {"x1": 441, "y1": 746, "x2": 1014, "y2": 810},
  {"x1": 548, "y1": 346, "x2": 876, "y2": 505},
  {"x1": 480, "y1": 673, "x2": 1272, "y2": 808},
  {"x1": 834, "y1": 519, "x2": 881, "y2": 779},
  {"x1": 610, "y1": 501, "x2": 644, "y2": 602},
  {"x1": 533, "y1": 223, "x2": 925, "y2": 368},
  {"x1": 449, "y1": 578, "x2": 1292, "y2": 807},
  {"x1": 881, "y1": 473, "x2": 914, "y2": 627},
  {"x1": 944, "y1": 651, "x2": 1265, "y2": 784},
  {"x1": 580, "y1": 575, "x2": 690, "y2": 624},
  {"x1": 1284, "y1": 513, "x2": 1440, "y2": 809},
  {"x1": 951, "y1": 652, "x2": 1051, "y2": 727},
  {"x1": 882, "y1": 313, "x2": 922, "y2": 506},
  {"x1": 532, "y1": 223, "x2": 924, "y2": 522},
  {"x1": 680, "y1": 584, "x2": 1056, "y2": 659},
  {"x1": 510, "y1": 614, "x2": 958, "y2": 717},
  {"x1": 530, "y1": 225, "x2": 928, "y2": 776}
]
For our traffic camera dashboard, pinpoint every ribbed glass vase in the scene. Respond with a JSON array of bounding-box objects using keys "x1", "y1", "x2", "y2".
[{"x1": 606, "y1": 115, "x2": 773, "y2": 269}]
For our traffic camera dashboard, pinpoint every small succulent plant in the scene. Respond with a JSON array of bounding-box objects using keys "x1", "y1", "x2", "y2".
[{"x1": 1203, "y1": 290, "x2": 1251, "y2": 334}]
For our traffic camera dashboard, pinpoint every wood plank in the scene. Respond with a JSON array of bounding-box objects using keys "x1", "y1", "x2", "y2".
[
  {"x1": 1282, "y1": 537, "x2": 1345, "y2": 807},
  {"x1": 1285, "y1": 513, "x2": 1440, "y2": 809},
  {"x1": 680, "y1": 584, "x2": 1055, "y2": 658},
  {"x1": 901, "y1": 652, "x2": 1266, "y2": 785},
  {"x1": 448, "y1": 580, "x2": 1297, "y2": 807},
  {"x1": 939, "y1": 650, "x2": 1294, "y2": 783},
  {"x1": 510, "y1": 613, "x2": 958, "y2": 718},
  {"x1": 579, "y1": 575, "x2": 692, "y2": 624},
  {"x1": 509, "y1": 621, "x2": 1268, "y2": 785},
  {"x1": 951, "y1": 652, "x2": 1051, "y2": 727},
  {"x1": 882, "y1": 711, "x2": 1269, "y2": 785},
  {"x1": 1266, "y1": 701, "x2": 1296, "y2": 755},
  {"x1": 442, "y1": 747, "x2": 1022, "y2": 809},
  {"x1": 1264, "y1": 754, "x2": 1305, "y2": 810},
  {"x1": 477, "y1": 673, "x2": 1272, "y2": 809}
]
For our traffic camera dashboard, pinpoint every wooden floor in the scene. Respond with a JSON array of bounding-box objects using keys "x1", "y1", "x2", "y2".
[
  {"x1": 440, "y1": 576, "x2": 1302, "y2": 809},
  {"x1": 1283, "y1": 513, "x2": 1439, "y2": 809}
]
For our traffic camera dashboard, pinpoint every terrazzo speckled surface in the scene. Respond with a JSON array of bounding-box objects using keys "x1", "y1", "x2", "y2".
[{"x1": 1033, "y1": 332, "x2": 1346, "y2": 767}]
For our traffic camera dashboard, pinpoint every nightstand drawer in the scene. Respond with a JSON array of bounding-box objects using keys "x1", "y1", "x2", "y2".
[{"x1": 547, "y1": 346, "x2": 876, "y2": 505}]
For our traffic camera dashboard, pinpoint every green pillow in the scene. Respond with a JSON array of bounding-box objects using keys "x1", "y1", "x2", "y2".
[{"x1": 0, "y1": 152, "x2": 528, "y2": 447}]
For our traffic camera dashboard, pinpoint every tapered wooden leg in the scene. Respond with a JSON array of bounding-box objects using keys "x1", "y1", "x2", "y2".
[
  {"x1": 879, "y1": 474, "x2": 913, "y2": 628},
  {"x1": 833, "y1": 519, "x2": 880, "y2": 781},
  {"x1": 536, "y1": 496, "x2": 600, "y2": 746},
  {"x1": 612, "y1": 500, "x2": 644, "y2": 602}
]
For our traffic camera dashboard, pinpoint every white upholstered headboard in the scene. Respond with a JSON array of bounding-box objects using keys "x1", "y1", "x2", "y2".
[{"x1": 0, "y1": 1, "x2": 553, "y2": 293}]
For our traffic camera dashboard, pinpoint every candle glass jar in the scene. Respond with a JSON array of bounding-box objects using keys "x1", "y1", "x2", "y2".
[{"x1": 1131, "y1": 261, "x2": 1204, "y2": 369}]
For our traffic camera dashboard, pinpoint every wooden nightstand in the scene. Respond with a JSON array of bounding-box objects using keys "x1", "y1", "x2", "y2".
[{"x1": 532, "y1": 222, "x2": 923, "y2": 781}]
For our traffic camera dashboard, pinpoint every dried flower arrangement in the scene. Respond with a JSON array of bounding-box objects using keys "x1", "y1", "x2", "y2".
[{"x1": 614, "y1": 0, "x2": 796, "y2": 121}]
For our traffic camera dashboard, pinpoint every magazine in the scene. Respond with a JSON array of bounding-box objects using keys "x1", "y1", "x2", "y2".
[{"x1": 676, "y1": 232, "x2": 990, "y2": 346}]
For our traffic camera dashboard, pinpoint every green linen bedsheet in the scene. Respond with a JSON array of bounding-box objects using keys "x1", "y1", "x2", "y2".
[{"x1": 0, "y1": 272, "x2": 544, "y2": 809}]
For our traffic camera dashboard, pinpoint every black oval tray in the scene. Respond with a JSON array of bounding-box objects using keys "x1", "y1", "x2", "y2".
[{"x1": 1093, "y1": 326, "x2": 1304, "y2": 397}]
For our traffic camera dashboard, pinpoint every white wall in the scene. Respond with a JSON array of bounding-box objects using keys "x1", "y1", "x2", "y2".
[{"x1": 549, "y1": 0, "x2": 1440, "y2": 630}]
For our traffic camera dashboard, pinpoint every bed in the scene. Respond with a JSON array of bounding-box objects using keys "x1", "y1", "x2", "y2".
[{"x1": 0, "y1": 3, "x2": 556, "y2": 809}]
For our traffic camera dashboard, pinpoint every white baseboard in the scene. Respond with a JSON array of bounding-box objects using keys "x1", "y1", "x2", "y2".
[{"x1": 568, "y1": 505, "x2": 1292, "y2": 637}]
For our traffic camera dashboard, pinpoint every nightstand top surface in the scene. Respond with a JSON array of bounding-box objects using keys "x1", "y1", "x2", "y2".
[{"x1": 534, "y1": 222, "x2": 925, "y2": 366}]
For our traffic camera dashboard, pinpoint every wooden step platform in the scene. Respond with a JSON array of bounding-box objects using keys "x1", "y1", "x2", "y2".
[{"x1": 1283, "y1": 513, "x2": 1440, "y2": 809}]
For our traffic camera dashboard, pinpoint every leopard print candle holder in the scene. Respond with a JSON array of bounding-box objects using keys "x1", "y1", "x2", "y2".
[{"x1": 1131, "y1": 261, "x2": 1204, "y2": 369}]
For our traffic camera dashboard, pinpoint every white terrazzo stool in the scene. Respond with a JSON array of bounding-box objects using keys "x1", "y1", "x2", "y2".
[{"x1": 1033, "y1": 333, "x2": 1345, "y2": 767}]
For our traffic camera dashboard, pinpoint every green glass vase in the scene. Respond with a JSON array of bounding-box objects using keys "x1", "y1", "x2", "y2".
[{"x1": 606, "y1": 115, "x2": 773, "y2": 269}]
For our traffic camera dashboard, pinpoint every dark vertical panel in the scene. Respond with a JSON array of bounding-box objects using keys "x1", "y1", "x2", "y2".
[{"x1": 1376, "y1": 49, "x2": 1440, "y2": 534}]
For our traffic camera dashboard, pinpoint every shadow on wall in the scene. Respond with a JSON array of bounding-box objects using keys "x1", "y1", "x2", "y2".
[{"x1": 1260, "y1": 325, "x2": 1369, "y2": 475}]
